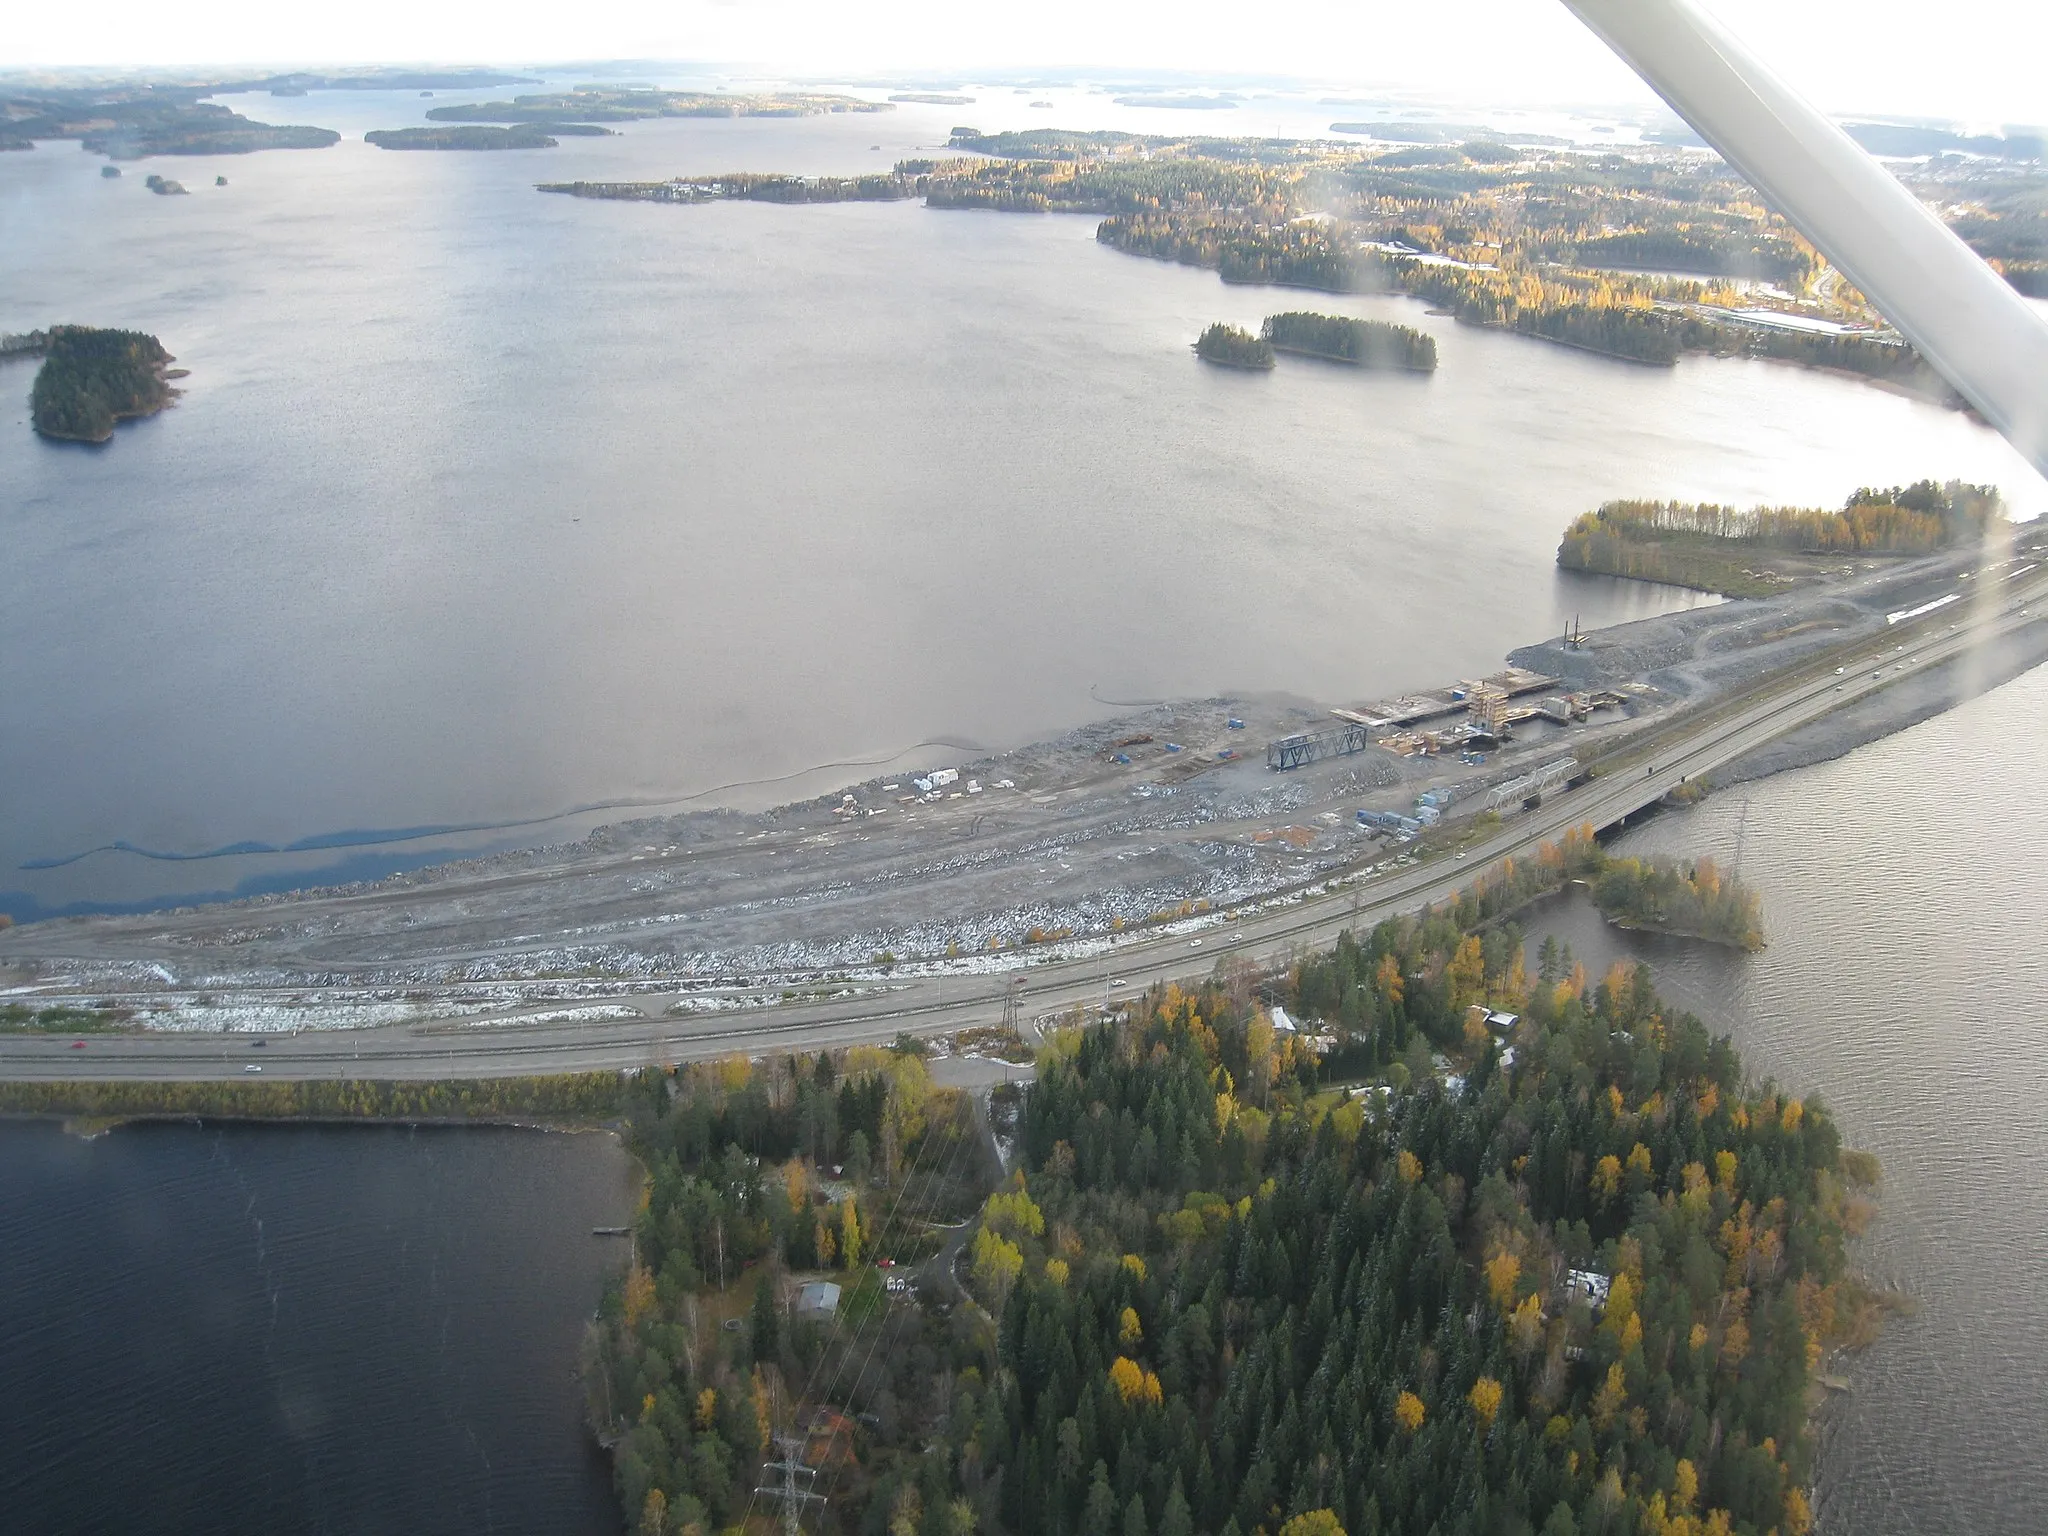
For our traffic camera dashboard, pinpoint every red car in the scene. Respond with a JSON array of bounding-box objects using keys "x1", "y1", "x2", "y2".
[{"x1": 70, "y1": 1041, "x2": 86, "y2": 1049}]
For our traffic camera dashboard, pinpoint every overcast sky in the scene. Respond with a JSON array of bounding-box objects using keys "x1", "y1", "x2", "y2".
[{"x1": 7, "y1": 0, "x2": 2044, "y2": 126}]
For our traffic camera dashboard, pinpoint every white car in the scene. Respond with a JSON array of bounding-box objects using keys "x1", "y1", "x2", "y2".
[{"x1": 243, "y1": 1063, "x2": 263, "y2": 1073}]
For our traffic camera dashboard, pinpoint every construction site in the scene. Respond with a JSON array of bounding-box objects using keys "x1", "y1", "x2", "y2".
[
  {"x1": 1266, "y1": 664, "x2": 1629, "y2": 770},
  {"x1": 4, "y1": 532, "x2": 2045, "y2": 1026}
]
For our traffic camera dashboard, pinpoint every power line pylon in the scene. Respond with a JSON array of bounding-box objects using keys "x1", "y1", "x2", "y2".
[{"x1": 755, "y1": 1432, "x2": 825, "y2": 1536}]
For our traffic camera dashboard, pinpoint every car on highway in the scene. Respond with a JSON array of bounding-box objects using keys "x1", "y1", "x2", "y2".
[
  {"x1": 70, "y1": 1040, "x2": 86, "y2": 1050},
  {"x1": 1189, "y1": 939, "x2": 1203, "y2": 948},
  {"x1": 1109, "y1": 978, "x2": 1124, "y2": 987},
  {"x1": 243, "y1": 1064, "x2": 263, "y2": 1073}
]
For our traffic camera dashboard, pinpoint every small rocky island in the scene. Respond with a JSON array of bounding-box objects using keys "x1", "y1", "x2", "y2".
[
  {"x1": 13, "y1": 326, "x2": 180, "y2": 443},
  {"x1": 1193, "y1": 322, "x2": 1275, "y2": 369}
]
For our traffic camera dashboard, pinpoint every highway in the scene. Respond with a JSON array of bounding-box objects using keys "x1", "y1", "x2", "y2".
[{"x1": 7, "y1": 565, "x2": 2044, "y2": 1084}]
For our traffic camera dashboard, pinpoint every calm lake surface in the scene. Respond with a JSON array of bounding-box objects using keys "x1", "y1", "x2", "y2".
[
  {"x1": 0, "y1": 1119, "x2": 635, "y2": 1534},
  {"x1": 1528, "y1": 661, "x2": 2048, "y2": 1536},
  {"x1": 3, "y1": 86, "x2": 2043, "y2": 915},
  {"x1": 3, "y1": 78, "x2": 2046, "y2": 1532}
]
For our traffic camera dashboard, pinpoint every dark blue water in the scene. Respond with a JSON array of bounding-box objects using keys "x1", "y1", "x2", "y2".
[{"x1": 0, "y1": 1119, "x2": 634, "y2": 1534}]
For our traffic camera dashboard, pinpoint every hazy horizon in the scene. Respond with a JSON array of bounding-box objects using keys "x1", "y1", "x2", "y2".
[{"x1": 4, "y1": 0, "x2": 2044, "y2": 127}]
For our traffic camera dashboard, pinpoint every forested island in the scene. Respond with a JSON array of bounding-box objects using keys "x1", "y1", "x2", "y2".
[
  {"x1": 1327, "y1": 122, "x2": 1569, "y2": 147},
  {"x1": 366, "y1": 125, "x2": 597, "y2": 151},
  {"x1": 0, "y1": 80, "x2": 340, "y2": 158},
  {"x1": 539, "y1": 172, "x2": 922, "y2": 204},
  {"x1": 1263, "y1": 312, "x2": 1437, "y2": 371},
  {"x1": 1586, "y1": 853, "x2": 1764, "y2": 949},
  {"x1": 1194, "y1": 323, "x2": 1275, "y2": 368},
  {"x1": 0, "y1": 72, "x2": 533, "y2": 158},
  {"x1": 426, "y1": 88, "x2": 889, "y2": 127},
  {"x1": 1114, "y1": 94, "x2": 1241, "y2": 110},
  {"x1": 20, "y1": 326, "x2": 179, "y2": 443},
  {"x1": 1557, "y1": 480, "x2": 2005, "y2": 596},
  {"x1": 571, "y1": 836, "x2": 1873, "y2": 1536}
]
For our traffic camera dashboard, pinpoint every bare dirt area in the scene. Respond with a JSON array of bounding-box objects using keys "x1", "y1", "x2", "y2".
[{"x1": 3, "y1": 526, "x2": 2041, "y2": 1026}]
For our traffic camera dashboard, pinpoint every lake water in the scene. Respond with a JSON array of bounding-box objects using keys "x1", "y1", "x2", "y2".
[
  {"x1": 0, "y1": 1118, "x2": 634, "y2": 1534},
  {"x1": 4, "y1": 77, "x2": 2043, "y2": 1536},
  {"x1": 1527, "y1": 661, "x2": 2048, "y2": 1536},
  {"x1": 3, "y1": 85, "x2": 2043, "y2": 916}
]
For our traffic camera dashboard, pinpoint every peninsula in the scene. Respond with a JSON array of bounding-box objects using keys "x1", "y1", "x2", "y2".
[
  {"x1": 567, "y1": 868, "x2": 1858, "y2": 1536},
  {"x1": 523, "y1": 119, "x2": 1994, "y2": 390},
  {"x1": 0, "y1": 81, "x2": 339, "y2": 158},
  {"x1": 1557, "y1": 480, "x2": 2006, "y2": 596},
  {"x1": 24, "y1": 326, "x2": 179, "y2": 443}
]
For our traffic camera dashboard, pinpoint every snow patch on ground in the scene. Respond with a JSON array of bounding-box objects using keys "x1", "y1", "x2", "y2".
[{"x1": 131, "y1": 999, "x2": 502, "y2": 1033}]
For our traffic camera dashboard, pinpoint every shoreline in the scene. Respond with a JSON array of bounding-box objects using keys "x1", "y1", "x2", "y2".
[
  {"x1": 1266, "y1": 340, "x2": 1435, "y2": 372},
  {"x1": 31, "y1": 1109, "x2": 625, "y2": 1137},
  {"x1": 4, "y1": 531, "x2": 2043, "y2": 1013}
]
